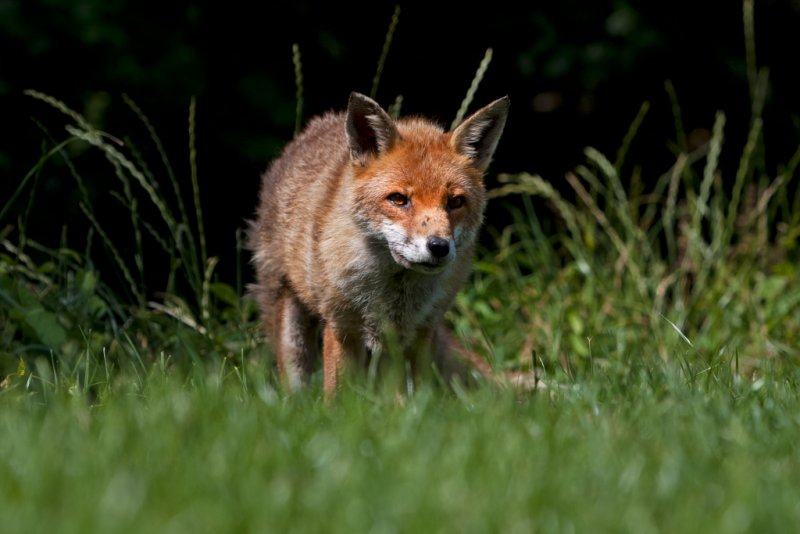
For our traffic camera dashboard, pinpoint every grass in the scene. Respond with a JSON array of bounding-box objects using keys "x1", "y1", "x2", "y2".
[
  {"x1": 2, "y1": 360, "x2": 800, "y2": 533},
  {"x1": 2, "y1": 1, "x2": 800, "y2": 530}
]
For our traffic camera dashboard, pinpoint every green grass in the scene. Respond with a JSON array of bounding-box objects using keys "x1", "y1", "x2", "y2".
[
  {"x1": 2, "y1": 2, "x2": 800, "y2": 530},
  {"x1": 2, "y1": 360, "x2": 800, "y2": 533}
]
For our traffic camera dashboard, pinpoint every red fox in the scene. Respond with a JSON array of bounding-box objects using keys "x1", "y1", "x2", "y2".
[{"x1": 249, "y1": 92, "x2": 509, "y2": 397}]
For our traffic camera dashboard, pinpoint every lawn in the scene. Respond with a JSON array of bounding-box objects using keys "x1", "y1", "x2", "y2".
[{"x1": 2, "y1": 355, "x2": 799, "y2": 533}]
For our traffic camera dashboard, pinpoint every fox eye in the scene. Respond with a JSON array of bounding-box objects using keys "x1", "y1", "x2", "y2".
[
  {"x1": 447, "y1": 195, "x2": 466, "y2": 210},
  {"x1": 387, "y1": 193, "x2": 409, "y2": 207}
]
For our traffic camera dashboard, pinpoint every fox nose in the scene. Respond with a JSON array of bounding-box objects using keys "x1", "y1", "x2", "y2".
[{"x1": 427, "y1": 237, "x2": 450, "y2": 258}]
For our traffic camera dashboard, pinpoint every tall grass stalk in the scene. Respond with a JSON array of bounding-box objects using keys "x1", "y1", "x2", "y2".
[
  {"x1": 371, "y1": 5, "x2": 401, "y2": 100},
  {"x1": 614, "y1": 100, "x2": 650, "y2": 172},
  {"x1": 664, "y1": 80, "x2": 687, "y2": 152},
  {"x1": 123, "y1": 94, "x2": 195, "y2": 293},
  {"x1": 188, "y1": 97, "x2": 210, "y2": 324},
  {"x1": 122, "y1": 94, "x2": 187, "y2": 226},
  {"x1": 452, "y1": 48, "x2": 493, "y2": 130},
  {"x1": 743, "y1": 0, "x2": 757, "y2": 100},
  {"x1": 292, "y1": 43, "x2": 304, "y2": 136},
  {"x1": 0, "y1": 138, "x2": 75, "y2": 221},
  {"x1": 724, "y1": 117, "x2": 762, "y2": 248}
]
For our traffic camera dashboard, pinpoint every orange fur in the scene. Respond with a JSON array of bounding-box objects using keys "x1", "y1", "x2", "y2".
[{"x1": 249, "y1": 93, "x2": 509, "y2": 398}]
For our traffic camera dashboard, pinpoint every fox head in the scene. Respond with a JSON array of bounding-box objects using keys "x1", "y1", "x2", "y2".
[{"x1": 345, "y1": 92, "x2": 509, "y2": 274}]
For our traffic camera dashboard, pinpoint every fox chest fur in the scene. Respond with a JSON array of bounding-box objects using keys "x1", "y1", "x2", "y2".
[{"x1": 249, "y1": 92, "x2": 508, "y2": 395}]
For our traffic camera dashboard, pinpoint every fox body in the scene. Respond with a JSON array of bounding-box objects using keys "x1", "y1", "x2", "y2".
[{"x1": 249, "y1": 92, "x2": 509, "y2": 395}]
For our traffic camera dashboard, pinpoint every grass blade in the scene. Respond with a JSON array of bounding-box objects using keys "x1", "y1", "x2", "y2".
[
  {"x1": 1, "y1": 138, "x2": 76, "y2": 221},
  {"x1": 614, "y1": 100, "x2": 650, "y2": 172},
  {"x1": 452, "y1": 48, "x2": 493, "y2": 130},
  {"x1": 292, "y1": 43, "x2": 304, "y2": 137},
  {"x1": 189, "y1": 96, "x2": 208, "y2": 289},
  {"x1": 371, "y1": 5, "x2": 401, "y2": 99}
]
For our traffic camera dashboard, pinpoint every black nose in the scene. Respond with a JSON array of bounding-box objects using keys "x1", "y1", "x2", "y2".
[{"x1": 427, "y1": 237, "x2": 450, "y2": 258}]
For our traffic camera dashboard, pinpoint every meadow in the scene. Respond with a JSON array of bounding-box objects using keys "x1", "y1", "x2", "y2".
[{"x1": 2, "y1": 4, "x2": 800, "y2": 532}]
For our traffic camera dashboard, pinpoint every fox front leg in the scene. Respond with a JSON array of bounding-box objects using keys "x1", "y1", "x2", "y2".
[
  {"x1": 322, "y1": 323, "x2": 365, "y2": 400},
  {"x1": 273, "y1": 291, "x2": 316, "y2": 393}
]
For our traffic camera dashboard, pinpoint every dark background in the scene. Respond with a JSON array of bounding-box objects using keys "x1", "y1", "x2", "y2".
[{"x1": 2, "y1": 0, "x2": 799, "y2": 289}]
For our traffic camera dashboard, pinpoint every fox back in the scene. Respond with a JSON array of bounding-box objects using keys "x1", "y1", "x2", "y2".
[{"x1": 249, "y1": 93, "x2": 508, "y2": 396}]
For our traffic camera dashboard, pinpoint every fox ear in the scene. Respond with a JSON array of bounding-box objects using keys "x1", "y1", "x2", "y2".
[
  {"x1": 346, "y1": 92, "x2": 398, "y2": 165},
  {"x1": 450, "y1": 96, "x2": 509, "y2": 172}
]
